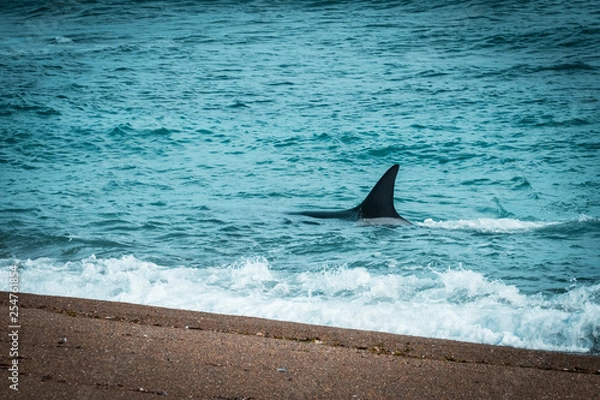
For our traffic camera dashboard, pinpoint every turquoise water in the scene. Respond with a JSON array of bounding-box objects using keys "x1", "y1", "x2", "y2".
[{"x1": 1, "y1": 1, "x2": 599, "y2": 353}]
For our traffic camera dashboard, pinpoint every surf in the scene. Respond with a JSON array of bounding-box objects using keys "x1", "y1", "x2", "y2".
[{"x1": 3, "y1": 255, "x2": 599, "y2": 354}]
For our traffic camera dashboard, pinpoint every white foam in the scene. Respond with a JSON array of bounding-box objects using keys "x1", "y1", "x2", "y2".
[
  {"x1": 418, "y1": 218, "x2": 554, "y2": 233},
  {"x1": 53, "y1": 36, "x2": 73, "y2": 44},
  {"x1": 2, "y1": 256, "x2": 598, "y2": 353},
  {"x1": 578, "y1": 214, "x2": 597, "y2": 223}
]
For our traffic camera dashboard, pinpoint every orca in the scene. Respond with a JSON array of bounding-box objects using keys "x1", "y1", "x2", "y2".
[{"x1": 294, "y1": 164, "x2": 411, "y2": 224}]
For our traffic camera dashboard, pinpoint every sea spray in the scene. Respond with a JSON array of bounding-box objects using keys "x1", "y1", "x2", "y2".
[{"x1": 4, "y1": 255, "x2": 598, "y2": 353}]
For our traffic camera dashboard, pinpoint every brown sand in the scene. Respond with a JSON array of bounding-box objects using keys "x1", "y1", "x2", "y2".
[{"x1": 1, "y1": 292, "x2": 599, "y2": 399}]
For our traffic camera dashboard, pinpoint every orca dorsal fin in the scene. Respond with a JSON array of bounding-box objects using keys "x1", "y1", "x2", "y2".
[
  {"x1": 358, "y1": 164, "x2": 402, "y2": 219},
  {"x1": 293, "y1": 164, "x2": 410, "y2": 224}
]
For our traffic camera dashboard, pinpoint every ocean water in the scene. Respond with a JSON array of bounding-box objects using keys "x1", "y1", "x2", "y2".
[{"x1": 1, "y1": 0, "x2": 599, "y2": 353}]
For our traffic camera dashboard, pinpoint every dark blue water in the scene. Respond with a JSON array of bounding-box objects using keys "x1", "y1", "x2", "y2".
[{"x1": 1, "y1": 0, "x2": 599, "y2": 353}]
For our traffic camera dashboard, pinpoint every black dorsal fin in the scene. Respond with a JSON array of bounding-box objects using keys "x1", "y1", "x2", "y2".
[
  {"x1": 293, "y1": 164, "x2": 410, "y2": 224},
  {"x1": 358, "y1": 164, "x2": 402, "y2": 219}
]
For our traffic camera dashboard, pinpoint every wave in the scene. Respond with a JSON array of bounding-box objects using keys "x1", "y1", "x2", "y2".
[
  {"x1": 2, "y1": 255, "x2": 598, "y2": 353},
  {"x1": 418, "y1": 218, "x2": 554, "y2": 233},
  {"x1": 418, "y1": 216, "x2": 599, "y2": 234}
]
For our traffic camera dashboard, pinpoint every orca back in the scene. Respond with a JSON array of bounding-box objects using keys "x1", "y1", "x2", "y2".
[{"x1": 294, "y1": 164, "x2": 410, "y2": 224}]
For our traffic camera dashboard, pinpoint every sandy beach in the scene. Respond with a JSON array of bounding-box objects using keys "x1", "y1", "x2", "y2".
[{"x1": 2, "y1": 291, "x2": 598, "y2": 399}]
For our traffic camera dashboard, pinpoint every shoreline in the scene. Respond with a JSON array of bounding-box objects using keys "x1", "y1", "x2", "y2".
[{"x1": 2, "y1": 291, "x2": 599, "y2": 398}]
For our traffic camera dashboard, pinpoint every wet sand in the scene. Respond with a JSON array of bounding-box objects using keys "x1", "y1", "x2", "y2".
[{"x1": 2, "y1": 292, "x2": 599, "y2": 399}]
